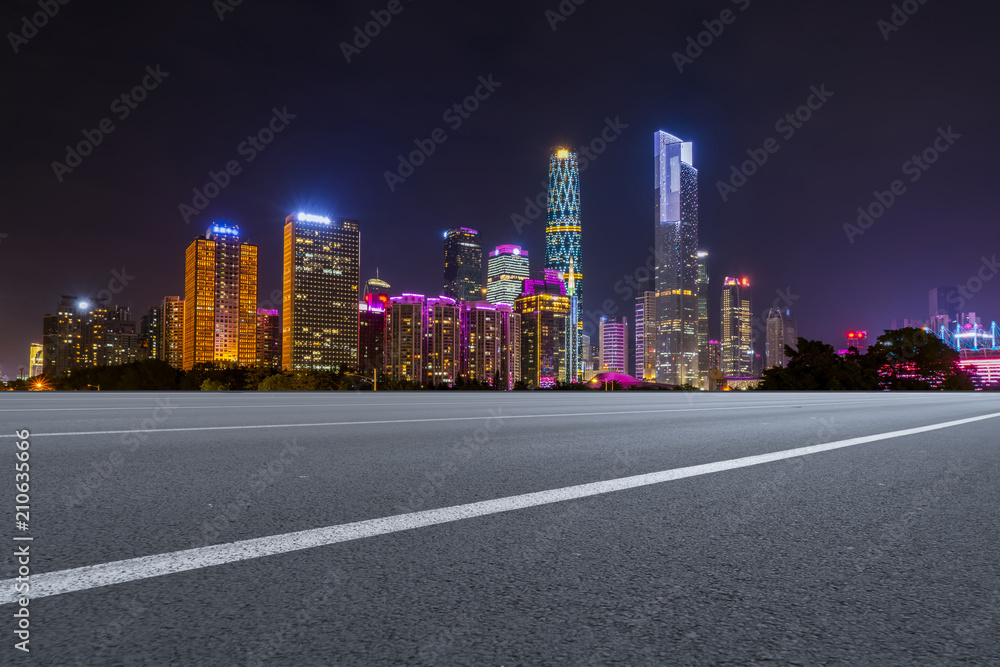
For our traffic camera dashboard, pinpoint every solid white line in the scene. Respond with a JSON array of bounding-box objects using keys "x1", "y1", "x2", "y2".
[
  {"x1": 0, "y1": 398, "x2": 921, "y2": 438},
  {"x1": 4, "y1": 410, "x2": 997, "y2": 604}
]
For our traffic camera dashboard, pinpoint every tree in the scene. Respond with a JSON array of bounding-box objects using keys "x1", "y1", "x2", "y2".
[
  {"x1": 200, "y1": 378, "x2": 229, "y2": 391},
  {"x1": 758, "y1": 338, "x2": 878, "y2": 390},
  {"x1": 258, "y1": 373, "x2": 297, "y2": 391},
  {"x1": 865, "y1": 328, "x2": 972, "y2": 390}
]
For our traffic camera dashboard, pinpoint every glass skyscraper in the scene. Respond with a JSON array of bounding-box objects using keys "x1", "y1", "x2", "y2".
[
  {"x1": 443, "y1": 228, "x2": 483, "y2": 303},
  {"x1": 282, "y1": 212, "x2": 360, "y2": 372},
  {"x1": 696, "y1": 250, "x2": 709, "y2": 388},
  {"x1": 654, "y1": 132, "x2": 700, "y2": 387},
  {"x1": 486, "y1": 244, "x2": 530, "y2": 306},
  {"x1": 721, "y1": 277, "x2": 754, "y2": 377},
  {"x1": 545, "y1": 148, "x2": 582, "y2": 380}
]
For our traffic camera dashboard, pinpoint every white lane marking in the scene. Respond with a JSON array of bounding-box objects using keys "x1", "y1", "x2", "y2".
[
  {"x1": 0, "y1": 398, "x2": 934, "y2": 438},
  {"x1": 4, "y1": 410, "x2": 997, "y2": 604}
]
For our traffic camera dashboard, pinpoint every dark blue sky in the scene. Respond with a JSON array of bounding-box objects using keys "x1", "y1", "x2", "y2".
[{"x1": 1, "y1": 0, "x2": 997, "y2": 375}]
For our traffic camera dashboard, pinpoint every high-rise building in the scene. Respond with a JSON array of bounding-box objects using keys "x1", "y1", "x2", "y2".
[
  {"x1": 461, "y1": 301, "x2": 522, "y2": 389},
  {"x1": 766, "y1": 308, "x2": 798, "y2": 369},
  {"x1": 443, "y1": 228, "x2": 483, "y2": 303},
  {"x1": 486, "y1": 244, "x2": 530, "y2": 306},
  {"x1": 256, "y1": 309, "x2": 281, "y2": 369},
  {"x1": 385, "y1": 294, "x2": 425, "y2": 383},
  {"x1": 182, "y1": 224, "x2": 258, "y2": 370},
  {"x1": 516, "y1": 269, "x2": 570, "y2": 388},
  {"x1": 599, "y1": 317, "x2": 628, "y2": 374},
  {"x1": 363, "y1": 271, "x2": 391, "y2": 301},
  {"x1": 137, "y1": 306, "x2": 162, "y2": 361},
  {"x1": 581, "y1": 334, "x2": 595, "y2": 381},
  {"x1": 721, "y1": 277, "x2": 753, "y2": 377},
  {"x1": 696, "y1": 251, "x2": 709, "y2": 388},
  {"x1": 929, "y1": 287, "x2": 959, "y2": 331},
  {"x1": 41, "y1": 296, "x2": 112, "y2": 376},
  {"x1": 359, "y1": 292, "x2": 389, "y2": 376},
  {"x1": 635, "y1": 291, "x2": 657, "y2": 382},
  {"x1": 654, "y1": 131, "x2": 700, "y2": 387},
  {"x1": 107, "y1": 306, "x2": 139, "y2": 367},
  {"x1": 424, "y1": 296, "x2": 462, "y2": 386},
  {"x1": 545, "y1": 148, "x2": 583, "y2": 380},
  {"x1": 708, "y1": 340, "x2": 722, "y2": 372},
  {"x1": 282, "y1": 212, "x2": 360, "y2": 372},
  {"x1": 28, "y1": 343, "x2": 43, "y2": 378},
  {"x1": 162, "y1": 296, "x2": 184, "y2": 369},
  {"x1": 844, "y1": 330, "x2": 869, "y2": 355}
]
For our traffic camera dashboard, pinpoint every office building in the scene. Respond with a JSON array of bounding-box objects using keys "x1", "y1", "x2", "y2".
[
  {"x1": 545, "y1": 148, "x2": 583, "y2": 379},
  {"x1": 516, "y1": 269, "x2": 570, "y2": 388},
  {"x1": 443, "y1": 228, "x2": 483, "y2": 303},
  {"x1": 766, "y1": 308, "x2": 798, "y2": 369},
  {"x1": 162, "y1": 296, "x2": 184, "y2": 369},
  {"x1": 696, "y1": 250, "x2": 709, "y2": 388},
  {"x1": 137, "y1": 306, "x2": 162, "y2": 361},
  {"x1": 282, "y1": 212, "x2": 360, "y2": 371},
  {"x1": 708, "y1": 340, "x2": 722, "y2": 372},
  {"x1": 364, "y1": 271, "x2": 391, "y2": 301},
  {"x1": 182, "y1": 224, "x2": 258, "y2": 370},
  {"x1": 654, "y1": 131, "x2": 700, "y2": 387},
  {"x1": 486, "y1": 244, "x2": 530, "y2": 306},
  {"x1": 256, "y1": 309, "x2": 281, "y2": 369},
  {"x1": 107, "y1": 306, "x2": 139, "y2": 367},
  {"x1": 721, "y1": 277, "x2": 753, "y2": 377},
  {"x1": 28, "y1": 343, "x2": 43, "y2": 378},
  {"x1": 359, "y1": 292, "x2": 389, "y2": 376},
  {"x1": 635, "y1": 291, "x2": 657, "y2": 382},
  {"x1": 599, "y1": 317, "x2": 628, "y2": 374}
]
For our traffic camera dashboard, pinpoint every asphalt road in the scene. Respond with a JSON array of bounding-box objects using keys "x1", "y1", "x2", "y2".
[{"x1": 1, "y1": 391, "x2": 999, "y2": 665}]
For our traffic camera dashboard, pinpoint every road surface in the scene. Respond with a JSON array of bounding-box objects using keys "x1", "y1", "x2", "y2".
[{"x1": 1, "y1": 391, "x2": 998, "y2": 665}]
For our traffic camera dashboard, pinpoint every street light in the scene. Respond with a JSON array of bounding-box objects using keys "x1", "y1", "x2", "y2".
[
  {"x1": 86, "y1": 384, "x2": 100, "y2": 392},
  {"x1": 343, "y1": 370, "x2": 377, "y2": 391}
]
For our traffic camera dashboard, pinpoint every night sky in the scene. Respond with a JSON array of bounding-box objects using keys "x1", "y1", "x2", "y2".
[{"x1": 2, "y1": 0, "x2": 998, "y2": 375}]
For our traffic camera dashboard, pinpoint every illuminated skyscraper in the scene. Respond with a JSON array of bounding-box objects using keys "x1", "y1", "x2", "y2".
[
  {"x1": 182, "y1": 224, "x2": 258, "y2": 370},
  {"x1": 282, "y1": 212, "x2": 360, "y2": 372},
  {"x1": 599, "y1": 317, "x2": 628, "y2": 374},
  {"x1": 766, "y1": 308, "x2": 798, "y2": 369},
  {"x1": 162, "y1": 296, "x2": 184, "y2": 369},
  {"x1": 443, "y1": 228, "x2": 482, "y2": 303},
  {"x1": 424, "y1": 296, "x2": 461, "y2": 386},
  {"x1": 486, "y1": 244, "x2": 530, "y2": 306},
  {"x1": 654, "y1": 131, "x2": 700, "y2": 387},
  {"x1": 28, "y1": 343, "x2": 43, "y2": 378},
  {"x1": 696, "y1": 251, "x2": 709, "y2": 387},
  {"x1": 721, "y1": 277, "x2": 753, "y2": 377},
  {"x1": 635, "y1": 291, "x2": 657, "y2": 381},
  {"x1": 137, "y1": 306, "x2": 162, "y2": 361},
  {"x1": 256, "y1": 309, "x2": 281, "y2": 370},
  {"x1": 359, "y1": 292, "x2": 389, "y2": 376},
  {"x1": 364, "y1": 271, "x2": 391, "y2": 301},
  {"x1": 461, "y1": 302, "x2": 521, "y2": 389},
  {"x1": 386, "y1": 294, "x2": 425, "y2": 383},
  {"x1": 516, "y1": 270, "x2": 570, "y2": 388},
  {"x1": 41, "y1": 296, "x2": 111, "y2": 376},
  {"x1": 545, "y1": 148, "x2": 583, "y2": 379}
]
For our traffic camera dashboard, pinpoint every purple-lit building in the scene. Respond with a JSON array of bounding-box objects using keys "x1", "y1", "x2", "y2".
[
  {"x1": 486, "y1": 244, "x2": 530, "y2": 306},
  {"x1": 359, "y1": 292, "x2": 389, "y2": 375},
  {"x1": 461, "y1": 301, "x2": 521, "y2": 389}
]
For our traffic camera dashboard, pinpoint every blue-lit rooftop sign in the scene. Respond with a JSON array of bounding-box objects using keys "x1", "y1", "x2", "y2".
[
  {"x1": 211, "y1": 224, "x2": 240, "y2": 236},
  {"x1": 298, "y1": 212, "x2": 331, "y2": 224}
]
